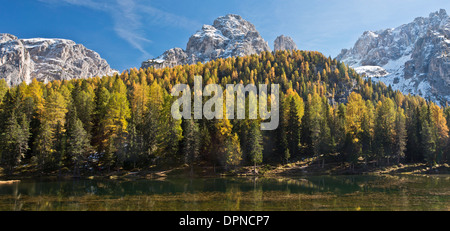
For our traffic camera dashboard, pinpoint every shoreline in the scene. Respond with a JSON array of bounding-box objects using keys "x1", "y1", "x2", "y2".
[{"x1": 2, "y1": 158, "x2": 450, "y2": 181}]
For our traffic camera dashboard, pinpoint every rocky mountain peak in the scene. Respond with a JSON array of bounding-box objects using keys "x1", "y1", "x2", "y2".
[
  {"x1": 0, "y1": 34, "x2": 117, "y2": 86},
  {"x1": 429, "y1": 8, "x2": 448, "y2": 20},
  {"x1": 212, "y1": 14, "x2": 257, "y2": 39},
  {"x1": 142, "y1": 14, "x2": 271, "y2": 69},
  {"x1": 336, "y1": 9, "x2": 450, "y2": 104},
  {"x1": 274, "y1": 35, "x2": 298, "y2": 51},
  {"x1": 0, "y1": 33, "x2": 18, "y2": 43}
]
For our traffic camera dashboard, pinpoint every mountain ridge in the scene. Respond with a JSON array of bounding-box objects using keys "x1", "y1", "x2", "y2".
[
  {"x1": 142, "y1": 14, "x2": 297, "y2": 70},
  {"x1": 0, "y1": 33, "x2": 117, "y2": 86},
  {"x1": 337, "y1": 9, "x2": 450, "y2": 104}
]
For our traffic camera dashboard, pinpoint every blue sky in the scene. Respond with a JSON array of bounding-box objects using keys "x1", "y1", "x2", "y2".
[{"x1": 1, "y1": 0, "x2": 450, "y2": 72}]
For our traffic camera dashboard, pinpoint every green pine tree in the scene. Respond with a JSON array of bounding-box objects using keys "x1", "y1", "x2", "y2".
[
  {"x1": 66, "y1": 106, "x2": 91, "y2": 176},
  {"x1": 0, "y1": 112, "x2": 30, "y2": 174},
  {"x1": 183, "y1": 119, "x2": 201, "y2": 174},
  {"x1": 248, "y1": 120, "x2": 263, "y2": 173}
]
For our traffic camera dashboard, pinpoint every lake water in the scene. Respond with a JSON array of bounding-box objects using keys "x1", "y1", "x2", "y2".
[{"x1": 0, "y1": 175, "x2": 449, "y2": 211}]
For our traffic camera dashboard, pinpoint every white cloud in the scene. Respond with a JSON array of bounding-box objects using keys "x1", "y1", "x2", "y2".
[
  {"x1": 39, "y1": 0, "x2": 107, "y2": 10},
  {"x1": 39, "y1": 0, "x2": 199, "y2": 58},
  {"x1": 112, "y1": 0, "x2": 152, "y2": 58}
]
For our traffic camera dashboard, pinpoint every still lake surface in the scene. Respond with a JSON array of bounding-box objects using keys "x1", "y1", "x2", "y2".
[{"x1": 0, "y1": 175, "x2": 449, "y2": 211}]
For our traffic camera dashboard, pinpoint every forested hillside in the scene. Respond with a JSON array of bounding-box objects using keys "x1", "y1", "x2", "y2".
[{"x1": 0, "y1": 50, "x2": 448, "y2": 175}]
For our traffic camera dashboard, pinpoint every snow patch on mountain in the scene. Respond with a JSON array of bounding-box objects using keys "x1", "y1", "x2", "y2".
[
  {"x1": 354, "y1": 66, "x2": 389, "y2": 78},
  {"x1": 337, "y1": 9, "x2": 450, "y2": 104}
]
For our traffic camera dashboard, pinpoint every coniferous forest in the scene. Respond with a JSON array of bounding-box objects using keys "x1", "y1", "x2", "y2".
[{"x1": 0, "y1": 50, "x2": 449, "y2": 176}]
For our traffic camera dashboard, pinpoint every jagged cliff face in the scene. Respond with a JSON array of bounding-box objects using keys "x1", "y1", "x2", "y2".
[
  {"x1": 274, "y1": 35, "x2": 297, "y2": 51},
  {"x1": 142, "y1": 14, "x2": 271, "y2": 69},
  {"x1": 0, "y1": 33, "x2": 116, "y2": 86},
  {"x1": 337, "y1": 9, "x2": 450, "y2": 104},
  {"x1": 0, "y1": 34, "x2": 33, "y2": 86}
]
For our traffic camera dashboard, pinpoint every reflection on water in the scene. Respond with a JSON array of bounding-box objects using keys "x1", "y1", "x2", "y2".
[{"x1": 0, "y1": 175, "x2": 449, "y2": 211}]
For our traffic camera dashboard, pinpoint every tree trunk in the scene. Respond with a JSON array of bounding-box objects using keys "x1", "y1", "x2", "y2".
[{"x1": 73, "y1": 162, "x2": 79, "y2": 178}]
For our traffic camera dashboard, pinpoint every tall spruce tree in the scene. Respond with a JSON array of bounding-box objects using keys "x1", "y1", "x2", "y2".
[
  {"x1": 34, "y1": 120, "x2": 54, "y2": 171},
  {"x1": 373, "y1": 98, "x2": 396, "y2": 165},
  {"x1": 0, "y1": 112, "x2": 30, "y2": 174},
  {"x1": 183, "y1": 119, "x2": 200, "y2": 174},
  {"x1": 248, "y1": 120, "x2": 263, "y2": 173},
  {"x1": 286, "y1": 92, "x2": 304, "y2": 160},
  {"x1": 393, "y1": 107, "x2": 407, "y2": 164},
  {"x1": 66, "y1": 106, "x2": 91, "y2": 176}
]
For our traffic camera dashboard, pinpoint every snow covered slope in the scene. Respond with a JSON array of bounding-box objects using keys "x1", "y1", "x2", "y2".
[{"x1": 337, "y1": 9, "x2": 450, "y2": 104}]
